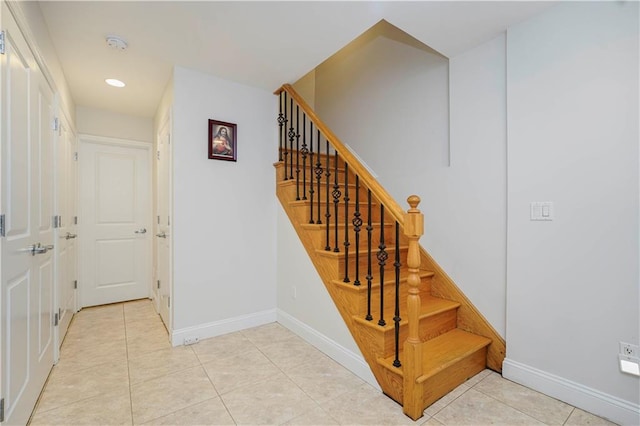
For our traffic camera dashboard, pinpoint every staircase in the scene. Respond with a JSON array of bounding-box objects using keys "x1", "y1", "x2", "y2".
[{"x1": 274, "y1": 84, "x2": 505, "y2": 420}]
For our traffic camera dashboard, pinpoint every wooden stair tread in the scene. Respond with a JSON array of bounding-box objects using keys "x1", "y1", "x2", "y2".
[
  {"x1": 316, "y1": 245, "x2": 408, "y2": 259},
  {"x1": 301, "y1": 222, "x2": 392, "y2": 231},
  {"x1": 353, "y1": 295, "x2": 460, "y2": 331},
  {"x1": 332, "y1": 270, "x2": 435, "y2": 292},
  {"x1": 378, "y1": 329, "x2": 491, "y2": 380}
]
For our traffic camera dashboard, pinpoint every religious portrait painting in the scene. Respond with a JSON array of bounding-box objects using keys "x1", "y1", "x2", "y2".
[{"x1": 208, "y1": 119, "x2": 237, "y2": 162}]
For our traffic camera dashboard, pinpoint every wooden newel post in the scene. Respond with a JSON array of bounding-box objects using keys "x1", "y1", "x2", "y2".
[{"x1": 403, "y1": 195, "x2": 425, "y2": 420}]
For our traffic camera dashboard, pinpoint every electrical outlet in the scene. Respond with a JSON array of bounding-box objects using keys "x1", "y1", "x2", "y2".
[
  {"x1": 620, "y1": 342, "x2": 639, "y2": 358},
  {"x1": 184, "y1": 337, "x2": 199, "y2": 346}
]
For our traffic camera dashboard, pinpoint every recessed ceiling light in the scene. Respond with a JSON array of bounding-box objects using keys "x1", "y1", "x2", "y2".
[{"x1": 105, "y1": 78, "x2": 125, "y2": 88}]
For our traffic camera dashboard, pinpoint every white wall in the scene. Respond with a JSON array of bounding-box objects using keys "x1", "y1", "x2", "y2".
[
  {"x1": 313, "y1": 32, "x2": 508, "y2": 337},
  {"x1": 504, "y1": 3, "x2": 639, "y2": 424},
  {"x1": 76, "y1": 106, "x2": 153, "y2": 143},
  {"x1": 276, "y1": 205, "x2": 377, "y2": 386},
  {"x1": 171, "y1": 66, "x2": 278, "y2": 337}
]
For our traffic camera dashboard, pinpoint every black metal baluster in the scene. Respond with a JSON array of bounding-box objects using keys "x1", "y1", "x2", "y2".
[
  {"x1": 332, "y1": 151, "x2": 341, "y2": 252},
  {"x1": 315, "y1": 129, "x2": 323, "y2": 225},
  {"x1": 316, "y1": 130, "x2": 323, "y2": 225},
  {"x1": 343, "y1": 162, "x2": 350, "y2": 282},
  {"x1": 277, "y1": 92, "x2": 284, "y2": 162},
  {"x1": 352, "y1": 175, "x2": 361, "y2": 286},
  {"x1": 301, "y1": 114, "x2": 308, "y2": 200},
  {"x1": 308, "y1": 123, "x2": 315, "y2": 223},
  {"x1": 287, "y1": 98, "x2": 295, "y2": 180},
  {"x1": 393, "y1": 221, "x2": 402, "y2": 368},
  {"x1": 377, "y1": 205, "x2": 387, "y2": 327},
  {"x1": 283, "y1": 93, "x2": 290, "y2": 180},
  {"x1": 324, "y1": 138, "x2": 331, "y2": 251},
  {"x1": 366, "y1": 189, "x2": 373, "y2": 321},
  {"x1": 295, "y1": 106, "x2": 300, "y2": 200}
]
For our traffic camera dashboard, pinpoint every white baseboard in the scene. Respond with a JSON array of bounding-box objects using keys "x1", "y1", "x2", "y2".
[
  {"x1": 171, "y1": 309, "x2": 277, "y2": 346},
  {"x1": 503, "y1": 358, "x2": 640, "y2": 426},
  {"x1": 276, "y1": 309, "x2": 379, "y2": 389}
]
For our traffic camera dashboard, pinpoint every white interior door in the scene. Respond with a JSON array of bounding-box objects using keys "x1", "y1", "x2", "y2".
[
  {"x1": 79, "y1": 138, "x2": 151, "y2": 308},
  {"x1": 54, "y1": 117, "x2": 77, "y2": 354},
  {"x1": 155, "y1": 115, "x2": 172, "y2": 330},
  {"x1": 1, "y1": 4, "x2": 56, "y2": 423}
]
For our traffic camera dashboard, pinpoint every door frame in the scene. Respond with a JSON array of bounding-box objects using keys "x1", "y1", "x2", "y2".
[
  {"x1": 154, "y1": 110, "x2": 173, "y2": 333},
  {"x1": 77, "y1": 134, "x2": 153, "y2": 308}
]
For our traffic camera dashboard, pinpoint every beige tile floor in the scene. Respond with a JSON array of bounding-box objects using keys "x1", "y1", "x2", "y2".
[{"x1": 29, "y1": 299, "x2": 617, "y2": 426}]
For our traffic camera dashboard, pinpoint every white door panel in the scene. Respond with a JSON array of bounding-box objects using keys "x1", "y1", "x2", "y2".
[
  {"x1": 79, "y1": 139, "x2": 151, "y2": 308},
  {"x1": 1, "y1": 3, "x2": 55, "y2": 423}
]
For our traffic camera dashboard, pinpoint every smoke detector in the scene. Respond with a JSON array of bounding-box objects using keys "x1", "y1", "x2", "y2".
[{"x1": 106, "y1": 36, "x2": 128, "y2": 51}]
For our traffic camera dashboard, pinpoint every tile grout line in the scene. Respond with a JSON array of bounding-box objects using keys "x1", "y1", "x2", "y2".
[
  {"x1": 195, "y1": 341, "x2": 239, "y2": 425},
  {"x1": 123, "y1": 302, "x2": 136, "y2": 426}
]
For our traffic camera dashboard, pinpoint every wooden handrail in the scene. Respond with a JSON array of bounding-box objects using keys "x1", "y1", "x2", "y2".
[{"x1": 276, "y1": 84, "x2": 406, "y2": 227}]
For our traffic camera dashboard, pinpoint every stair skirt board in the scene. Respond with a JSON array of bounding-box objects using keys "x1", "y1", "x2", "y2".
[
  {"x1": 170, "y1": 309, "x2": 277, "y2": 346},
  {"x1": 503, "y1": 359, "x2": 640, "y2": 426},
  {"x1": 277, "y1": 309, "x2": 379, "y2": 388}
]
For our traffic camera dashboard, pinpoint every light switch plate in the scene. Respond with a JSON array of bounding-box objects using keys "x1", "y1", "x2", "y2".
[{"x1": 531, "y1": 202, "x2": 554, "y2": 221}]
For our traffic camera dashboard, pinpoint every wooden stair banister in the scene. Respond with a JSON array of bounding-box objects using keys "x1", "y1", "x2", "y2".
[{"x1": 275, "y1": 84, "x2": 406, "y2": 227}]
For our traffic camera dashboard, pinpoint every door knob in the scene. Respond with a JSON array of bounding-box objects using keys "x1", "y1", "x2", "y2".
[
  {"x1": 155, "y1": 232, "x2": 167, "y2": 238},
  {"x1": 135, "y1": 228, "x2": 147, "y2": 234},
  {"x1": 65, "y1": 232, "x2": 77, "y2": 240}
]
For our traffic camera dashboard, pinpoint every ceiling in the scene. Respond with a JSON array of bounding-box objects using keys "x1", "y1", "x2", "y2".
[{"x1": 37, "y1": 1, "x2": 556, "y2": 119}]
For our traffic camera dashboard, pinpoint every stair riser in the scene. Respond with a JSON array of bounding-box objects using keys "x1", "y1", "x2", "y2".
[
  {"x1": 279, "y1": 180, "x2": 371, "y2": 204},
  {"x1": 318, "y1": 253, "x2": 408, "y2": 287},
  {"x1": 421, "y1": 347, "x2": 488, "y2": 407},
  {"x1": 355, "y1": 309, "x2": 458, "y2": 360},
  {"x1": 304, "y1": 225, "x2": 401, "y2": 252},
  {"x1": 289, "y1": 202, "x2": 384, "y2": 225},
  {"x1": 339, "y1": 279, "x2": 432, "y2": 319}
]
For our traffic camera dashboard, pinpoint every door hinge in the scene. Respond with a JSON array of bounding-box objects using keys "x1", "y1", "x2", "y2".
[
  {"x1": 53, "y1": 215, "x2": 62, "y2": 228},
  {"x1": 54, "y1": 312, "x2": 59, "y2": 326},
  {"x1": 157, "y1": 215, "x2": 160, "y2": 225},
  {"x1": 168, "y1": 297, "x2": 170, "y2": 308},
  {"x1": 74, "y1": 280, "x2": 78, "y2": 289},
  {"x1": 0, "y1": 397, "x2": 4, "y2": 422},
  {"x1": 167, "y1": 216, "x2": 170, "y2": 226},
  {"x1": 157, "y1": 150, "x2": 160, "y2": 160},
  {"x1": 0, "y1": 31, "x2": 5, "y2": 55},
  {"x1": 0, "y1": 214, "x2": 5, "y2": 237},
  {"x1": 74, "y1": 216, "x2": 78, "y2": 225},
  {"x1": 73, "y1": 152, "x2": 78, "y2": 161},
  {"x1": 157, "y1": 280, "x2": 160, "y2": 289},
  {"x1": 52, "y1": 117, "x2": 60, "y2": 132}
]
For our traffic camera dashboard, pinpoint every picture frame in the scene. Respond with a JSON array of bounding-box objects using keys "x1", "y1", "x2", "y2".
[{"x1": 208, "y1": 119, "x2": 237, "y2": 162}]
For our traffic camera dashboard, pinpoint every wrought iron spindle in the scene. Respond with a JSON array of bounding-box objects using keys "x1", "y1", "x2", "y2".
[
  {"x1": 308, "y1": 123, "x2": 315, "y2": 223},
  {"x1": 277, "y1": 92, "x2": 284, "y2": 162},
  {"x1": 393, "y1": 221, "x2": 402, "y2": 367},
  {"x1": 311, "y1": 128, "x2": 323, "y2": 224},
  {"x1": 343, "y1": 162, "x2": 350, "y2": 282},
  {"x1": 377, "y1": 205, "x2": 387, "y2": 327},
  {"x1": 352, "y1": 175, "x2": 361, "y2": 286},
  {"x1": 295, "y1": 106, "x2": 300, "y2": 200},
  {"x1": 287, "y1": 98, "x2": 295, "y2": 180},
  {"x1": 332, "y1": 151, "x2": 341, "y2": 252},
  {"x1": 324, "y1": 139, "x2": 331, "y2": 251},
  {"x1": 366, "y1": 189, "x2": 373, "y2": 321},
  {"x1": 301, "y1": 114, "x2": 308, "y2": 200},
  {"x1": 282, "y1": 93, "x2": 290, "y2": 180}
]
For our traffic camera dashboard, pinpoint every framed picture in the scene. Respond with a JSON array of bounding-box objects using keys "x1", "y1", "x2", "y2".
[{"x1": 208, "y1": 119, "x2": 237, "y2": 162}]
